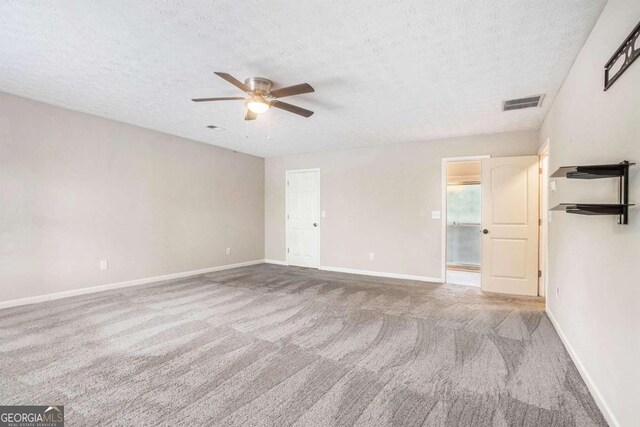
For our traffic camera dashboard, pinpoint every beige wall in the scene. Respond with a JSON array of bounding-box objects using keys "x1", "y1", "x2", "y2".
[
  {"x1": 265, "y1": 130, "x2": 538, "y2": 278},
  {"x1": 539, "y1": 0, "x2": 640, "y2": 425},
  {"x1": 0, "y1": 93, "x2": 264, "y2": 303}
]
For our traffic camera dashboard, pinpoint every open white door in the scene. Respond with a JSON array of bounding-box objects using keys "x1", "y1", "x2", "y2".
[
  {"x1": 481, "y1": 156, "x2": 539, "y2": 296},
  {"x1": 286, "y1": 169, "x2": 320, "y2": 268}
]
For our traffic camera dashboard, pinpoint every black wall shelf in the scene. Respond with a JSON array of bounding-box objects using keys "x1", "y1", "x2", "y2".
[
  {"x1": 551, "y1": 203, "x2": 632, "y2": 216},
  {"x1": 551, "y1": 161, "x2": 635, "y2": 224},
  {"x1": 551, "y1": 163, "x2": 632, "y2": 179}
]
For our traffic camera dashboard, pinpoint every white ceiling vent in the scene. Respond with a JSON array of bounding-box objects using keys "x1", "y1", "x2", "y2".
[{"x1": 502, "y1": 95, "x2": 545, "y2": 111}]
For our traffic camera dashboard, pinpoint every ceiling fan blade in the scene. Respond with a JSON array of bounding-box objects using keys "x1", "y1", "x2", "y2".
[
  {"x1": 214, "y1": 72, "x2": 251, "y2": 93},
  {"x1": 270, "y1": 83, "x2": 315, "y2": 98},
  {"x1": 191, "y1": 97, "x2": 245, "y2": 102},
  {"x1": 245, "y1": 109, "x2": 257, "y2": 121},
  {"x1": 271, "y1": 101, "x2": 314, "y2": 117}
]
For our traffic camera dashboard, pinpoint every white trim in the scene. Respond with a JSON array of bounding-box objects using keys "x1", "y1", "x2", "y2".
[
  {"x1": 264, "y1": 259, "x2": 288, "y2": 266},
  {"x1": 440, "y1": 155, "x2": 490, "y2": 284},
  {"x1": 445, "y1": 269, "x2": 481, "y2": 287},
  {"x1": 285, "y1": 168, "x2": 321, "y2": 268},
  {"x1": 538, "y1": 138, "x2": 550, "y2": 156},
  {"x1": 538, "y1": 139, "x2": 550, "y2": 297},
  {"x1": 319, "y1": 266, "x2": 443, "y2": 283},
  {"x1": 284, "y1": 168, "x2": 321, "y2": 174},
  {"x1": 0, "y1": 259, "x2": 264, "y2": 310},
  {"x1": 546, "y1": 308, "x2": 619, "y2": 427}
]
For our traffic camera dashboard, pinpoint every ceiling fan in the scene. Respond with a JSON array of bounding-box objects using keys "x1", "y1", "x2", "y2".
[{"x1": 192, "y1": 72, "x2": 315, "y2": 120}]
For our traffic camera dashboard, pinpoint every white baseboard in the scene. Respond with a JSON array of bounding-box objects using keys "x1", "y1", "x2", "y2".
[
  {"x1": 546, "y1": 308, "x2": 618, "y2": 427},
  {"x1": 0, "y1": 259, "x2": 265, "y2": 310},
  {"x1": 319, "y1": 266, "x2": 443, "y2": 283},
  {"x1": 263, "y1": 259, "x2": 288, "y2": 266}
]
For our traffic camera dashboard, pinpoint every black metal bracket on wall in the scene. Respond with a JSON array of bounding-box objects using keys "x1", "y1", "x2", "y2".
[
  {"x1": 550, "y1": 161, "x2": 635, "y2": 224},
  {"x1": 618, "y1": 161, "x2": 631, "y2": 224},
  {"x1": 604, "y1": 20, "x2": 640, "y2": 91}
]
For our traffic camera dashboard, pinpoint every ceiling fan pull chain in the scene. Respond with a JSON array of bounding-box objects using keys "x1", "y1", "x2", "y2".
[{"x1": 267, "y1": 110, "x2": 271, "y2": 142}]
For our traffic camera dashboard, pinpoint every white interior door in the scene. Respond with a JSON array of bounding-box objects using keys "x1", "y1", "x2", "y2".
[
  {"x1": 286, "y1": 169, "x2": 320, "y2": 268},
  {"x1": 481, "y1": 156, "x2": 539, "y2": 296}
]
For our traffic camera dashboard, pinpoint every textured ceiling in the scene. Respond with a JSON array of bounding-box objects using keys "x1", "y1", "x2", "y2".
[{"x1": 0, "y1": 1, "x2": 606, "y2": 157}]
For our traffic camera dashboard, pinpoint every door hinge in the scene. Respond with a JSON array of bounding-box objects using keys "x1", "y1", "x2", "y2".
[
  {"x1": 287, "y1": 248, "x2": 290, "y2": 253},
  {"x1": 538, "y1": 270, "x2": 542, "y2": 278},
  {"x1": 539, "y1": 218, "x2": 542, "y2": 226},
  {"x1": 539, "y1": 167, "x2": 543, "y2": 174},
  {"x1": 287, "y1": 180, "x2": 289, "y2": 186}
]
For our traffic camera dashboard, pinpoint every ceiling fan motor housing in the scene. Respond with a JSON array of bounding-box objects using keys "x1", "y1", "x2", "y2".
[{"x1": 244, "y1": 77, "x2": 272, "y2": 94}]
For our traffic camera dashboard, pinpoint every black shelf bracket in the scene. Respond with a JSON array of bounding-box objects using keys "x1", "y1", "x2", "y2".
[
  {"x1": 619, "y1": 160, "x2": 631, "y2": 224},
  {"x1": 551, "y1": 161, "x2": 635, "y2": 224}
]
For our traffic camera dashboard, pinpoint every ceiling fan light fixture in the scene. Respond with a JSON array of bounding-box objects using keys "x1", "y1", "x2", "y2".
[{"x1": 246, "y1": 97, "x2": 270, "y2": 114}]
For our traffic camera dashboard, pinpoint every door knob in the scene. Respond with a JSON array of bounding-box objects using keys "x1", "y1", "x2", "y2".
[
  {"x1": 482, "y1": 229, "x2": 489, "y2": 234},
  {"x1": 313, "y1": 223, "x2": 318, "y2": 227}
]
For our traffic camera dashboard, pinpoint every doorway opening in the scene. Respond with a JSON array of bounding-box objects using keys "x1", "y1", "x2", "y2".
[{"x1": 444, "y1": 159, "x2": 483, "y2": 286}]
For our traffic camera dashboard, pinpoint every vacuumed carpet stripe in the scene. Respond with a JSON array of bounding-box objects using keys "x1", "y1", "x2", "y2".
[{"x1": 0, "y1": 264, "x2": 606, "y2": 426}]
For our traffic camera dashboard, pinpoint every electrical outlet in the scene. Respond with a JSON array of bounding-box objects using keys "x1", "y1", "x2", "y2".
[
  {"x1": 226, "y1": 248, "x2": 231, "y2": 255},
  {"x1": 432, "y1": 211, "x2": 441, "y2": 220},
  {"x1": 100, "y1": 260, "x2": 109, "y2": 270},
  {"x1": 321, "y1": 210, "x2": 326, "y2": 218},
  {"x1": 369, "y1": 252, "x2": 375, "y2": 261}
]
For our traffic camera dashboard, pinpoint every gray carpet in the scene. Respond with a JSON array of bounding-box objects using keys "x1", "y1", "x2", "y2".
[{"x1": 0, "y1": 264, "x2": 606, "y2": 426}]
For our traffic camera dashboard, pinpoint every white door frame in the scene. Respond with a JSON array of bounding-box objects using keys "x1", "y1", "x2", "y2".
[
  {"x1": 285, "y1": 168, "x2": 321, "y2": 268},
  {"x1": 538, "y1": 140, "x2": 550, "y2": 297},
  {"x1": 441, "y1": 155, "x2": 490, "y2": 283}
]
